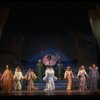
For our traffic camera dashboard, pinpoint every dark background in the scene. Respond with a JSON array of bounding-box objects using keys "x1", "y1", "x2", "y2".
[{"x1": 0, "y1": 1, "x2": 99, "y2": 71}]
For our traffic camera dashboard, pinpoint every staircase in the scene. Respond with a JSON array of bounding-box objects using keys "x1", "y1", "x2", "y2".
[
  {"x1": 35, "y1": 80, "x2": 66, "y2": 90},
  {"x1": 34, "y1": 79, "x2": 80, "y2": 90}
]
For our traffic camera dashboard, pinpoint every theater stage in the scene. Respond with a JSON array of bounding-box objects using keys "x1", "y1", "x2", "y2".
[{"x1": 0, "y1": 90, "x2": 100, "y2": 96}]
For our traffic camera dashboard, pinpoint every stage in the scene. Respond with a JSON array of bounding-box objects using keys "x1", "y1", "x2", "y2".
[{"x1": 0, "y1": 90, "x2": 100, "y2": 96}]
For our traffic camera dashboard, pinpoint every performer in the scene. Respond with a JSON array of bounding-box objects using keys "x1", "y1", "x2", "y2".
[
  {"x1": 89, "y1": 64, "x2": 100, "y2": 92},
  {"x1": 64, "y1": 66, "x2": 74, "y2": 91},
  {"x1": 14, "y1": 66, "x2": 24, "y2": 91},
  {"x1": 25, "y1": 68, "x2": 37, "y2": 91},
  {"x1": 77, "y1": 65, "x2": 88, "y2": 92},
  {"x1": 57, "y1": 59, "x2": 63, "y2": 80},
  {"x1": 43, "y1": 66, "x2": 57, "y2": 93},
  {"x1": 36, "y1": 59, "x2": 44, "y2": 82},
  {"x1": 0, "y1": 72, "x2": 2, "y2": 90},
  {"x1": 1, "y1": 64, "x2": 14, "y2": 93}
]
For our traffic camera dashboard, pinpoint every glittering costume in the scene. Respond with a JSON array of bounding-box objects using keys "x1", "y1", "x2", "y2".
[
  {"x1": 14, "y1": 68, "x2": 23, "y2": 91},
  {"x1": 77, "y1": 68, "x2": 88, "y2": 91},
  {"x1": 36, "y1": 61, "x2": 44, "y2": 82},
  {"x1": 57, "y1": 62, "x2": 63, "y2": 80},
  {"x1": 64, "y1": 67, "x2": 74, "y2": 90},
  {"x1": 1, "y1": 66, "x2": 14, "y2": 93},
  {"x1": 43, "y1": 67, "x2": 57, "y2": 92},
  {"x1": 25, "y1": 69, "x2": 37, "y2": 91},
  {"x1": 89, "y1": 66, "x2": 100, "y2": 92}
]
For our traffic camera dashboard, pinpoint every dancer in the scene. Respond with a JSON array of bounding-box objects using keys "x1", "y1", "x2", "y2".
[
  {"x1": 43, "y1": 66, "x2": 57, "y2": 94},
  {"x1": 77, "y1": 65, "x2": 88, "y2": 91},
  {"x1": 64, "y1": 66, "x2": 74, "y2": 91},
  {"x1": 14, "y1": 66, "x2": 24, "y2": 91},
  {"x1": 1, "y1": 64, "x2": 14, "y2": 93},
  {"x1": 25, "y1": 68, "x2": 37, "y2": 91},
  {"x1": 57, "y1": 59, "x2": 64, "y2": 80},
  {"x1": 89, "y1": 64, "x2": 100, "y2": 92},
  {"x1": 0, "y1": 72, "x2": 2, "y2": 90},
  {"x1": 36, "y1": 59, "x2": 44, "y2": 82}
]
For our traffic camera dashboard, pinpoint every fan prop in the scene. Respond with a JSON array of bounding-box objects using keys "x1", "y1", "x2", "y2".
[{"x1": 42, "y1": 55, "x2": 60, "y2": 66}]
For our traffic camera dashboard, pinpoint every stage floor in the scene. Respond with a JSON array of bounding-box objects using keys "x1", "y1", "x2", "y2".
[{"x1": 0, "y1": 90, "x2": 100, "y2": 96}]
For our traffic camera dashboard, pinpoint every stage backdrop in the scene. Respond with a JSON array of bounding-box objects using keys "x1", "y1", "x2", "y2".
[{"x1": 0, "y1": 2, "x2": 98, "y2": 71}]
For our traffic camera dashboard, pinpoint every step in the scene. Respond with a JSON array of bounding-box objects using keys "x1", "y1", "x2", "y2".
[
  {"x1": 34, "y1": 81, "x2": 79, "y2": 90},
  {"x1": 34, "y1": 82, "x2": 79, "y2": 86}
]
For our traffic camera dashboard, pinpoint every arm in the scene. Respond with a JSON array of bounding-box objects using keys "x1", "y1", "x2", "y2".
[
  {"x1": 71, "y1": 71, "x2": 74, "y2": 78},
  {"x1": 43, "y1": 70, "x2": 48, "y2": 81},
  {"x1": 33, "y1": 72, "x2": 37, "y2": 80},
  {"x1": 1, "y1": 71, "x2": 6, "y2": 80},
  {"x1": 25, "y1": 72, "x2": 28, "y2": 79},
  {"x1": 14, "y1": 71, "x2": 17, "y2": 79},
  {"x1": 77, "y1": 71, "x2": 80, "y2": 77},
  {"x1": 83, "y1": 70, "x2": 88, "y2": 77},
  {"x1": 20, "y1": 72, "x2": 24, "y2": 80},
  {"x1": 64, "y1": 71, "x2": 67, "y2": 79},
  {"x1": 96, "y1": 67, "x2": 100, "y2": 78}
]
